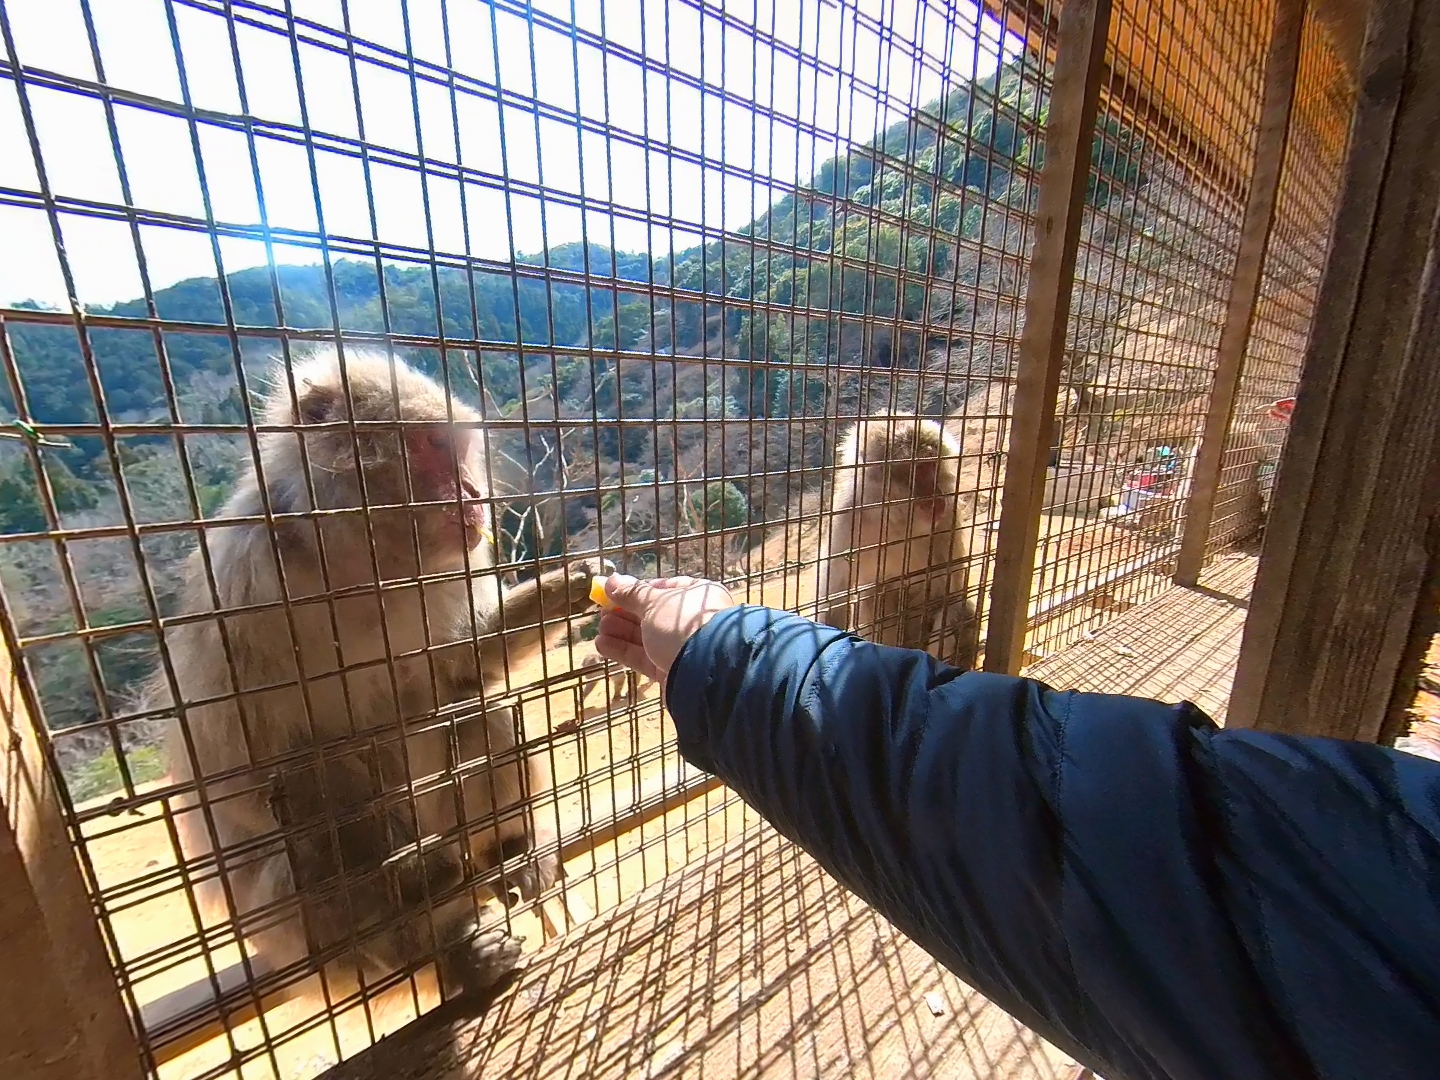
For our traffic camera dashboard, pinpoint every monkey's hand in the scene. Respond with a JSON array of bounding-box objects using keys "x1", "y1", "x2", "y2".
[
  {"x1": 495, "y1": 835, "x2": 561, "y2": 909},
  {"x1": 563, "y1": 557, "x2": 616, "y2": 615},
  {"x1": 498, "y1": 557, "x2": 617, "y2": 630},
  {"x1": 439, "y1": 920, "x2": 525, "y2": 998}
]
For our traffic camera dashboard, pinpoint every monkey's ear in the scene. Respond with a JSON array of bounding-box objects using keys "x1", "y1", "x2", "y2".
[{"x1": 294, "y1": 377, "x2": 343, "y2": 425}]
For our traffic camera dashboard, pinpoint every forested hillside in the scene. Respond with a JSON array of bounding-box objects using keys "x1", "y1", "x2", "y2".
[{"x1": 0, "y1": 59, "x2": 1157, "y2": 790}]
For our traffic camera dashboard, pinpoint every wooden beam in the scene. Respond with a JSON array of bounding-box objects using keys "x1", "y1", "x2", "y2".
[
  {"x1": 984, "y1": 0, "x2": 1113, "y2": 675},
  {"x1": 141, "y1": 957, "x2": 306, "y2": 1065},
  {"x1": 555, "y1": 758, "x2": 720, "y2": 865},
  {"x1": 0, "y1": 817, "x2": 114, "y2": 1080},
  {"x1": 0, "y1": 613, "x2": 144, "y2": 1079},
  {"x1": 1228, "y1": 0, "x2": 1440, "y2": 738},
  {"x1": 983, "y1": 0, "x2": 1251, "y2": 208},
  {"x1": 1382, "y1": 548, "x2": 1440, "y2": 744},
  {"x1": 1174, "y1": 0, "x2": 1308, "y2": 585}
]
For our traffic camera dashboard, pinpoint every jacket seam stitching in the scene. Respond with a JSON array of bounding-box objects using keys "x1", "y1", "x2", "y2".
[{"x1": 1053, "y1": 690, "x2": 1098, "y2": 1044}]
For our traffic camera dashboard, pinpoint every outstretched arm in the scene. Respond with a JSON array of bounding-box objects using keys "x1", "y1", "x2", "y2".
[{"x1": 663, "y1": 605, "x2": 1440, "y2": 1080}]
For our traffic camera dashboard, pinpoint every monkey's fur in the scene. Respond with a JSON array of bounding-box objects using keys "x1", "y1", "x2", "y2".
[
  {"x1": 817, "y1": 416, "x2": 981, "y2": 669},
  {"x1": 156, "y1": 347, "x2": 600, "y2": 998}
]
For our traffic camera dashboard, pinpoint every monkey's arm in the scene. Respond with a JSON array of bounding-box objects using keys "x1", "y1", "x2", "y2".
[
  {"x1": 473, "y1": 565, "x2": 594, "y2": 673},
  {"x1": 815, "y1": 509, "x2": 854, "y2": 630},
  {"x1": 664, "y1": 607, "x2": 1440, "y2": 1080}
]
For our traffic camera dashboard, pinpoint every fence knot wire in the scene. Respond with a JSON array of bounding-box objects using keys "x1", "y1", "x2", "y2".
[{"x1": 1, "y1": 419, "x2": 72, "y2": 449}]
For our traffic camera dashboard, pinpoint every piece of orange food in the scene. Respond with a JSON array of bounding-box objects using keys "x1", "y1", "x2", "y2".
[{"x1": 590, "y1": 575, "x2": 616, "y2": 609}]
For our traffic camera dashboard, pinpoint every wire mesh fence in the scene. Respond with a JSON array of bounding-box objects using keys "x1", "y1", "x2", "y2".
[
  {"x1": 1206, "y1": 4, "x2": 1353, "y2": 556},
  {"x1": 0, "y1": 0, "x2": 1342, "y2": 1077},
  {"x1": 1021, "y1": 0, "x2": 1270, "y2": 659}
]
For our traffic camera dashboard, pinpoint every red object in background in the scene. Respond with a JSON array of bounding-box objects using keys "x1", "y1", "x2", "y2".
[{"x1": 1265, "y1": 397, "x2": 1295, "y2": 424}]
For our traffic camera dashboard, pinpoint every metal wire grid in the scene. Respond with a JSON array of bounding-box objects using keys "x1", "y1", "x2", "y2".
[
  {"x1": 1022, "y1": 0, "x2": 1271, "y2": 660},
  {"x1": 782, "y1": 3, "x2": 1057, "y2": 657},
  {"x1": 1205, "y1": 7, "x2": 1352, "y2": 556},
  {"x1": 0, "y1": 0, "x2": 1066, "y2": 1075}
]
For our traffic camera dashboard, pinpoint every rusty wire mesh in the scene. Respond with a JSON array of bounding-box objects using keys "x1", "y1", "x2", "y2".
[
  {"x1": 0, "y1": 0, "x2": 1344, "y2": 1077},
  {"x1": 1205, "y1": 4, "x2": 1353, "y2": 556},
  {"x1": 0, "y1": 0, "x2": 1054, "y2": 1076},
  {"x1": 1021, "y1": 0, "x2": 1272, "y2": 660}
]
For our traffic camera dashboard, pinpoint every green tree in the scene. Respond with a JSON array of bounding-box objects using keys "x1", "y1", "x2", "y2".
[
  {"x1": 0, "y1": 456, "x2": 98, "y2": 535},
  {"x1": 690, "y1": 480, "x2": 748, "y2": 532},
  {"x1": 0, "y1": 472, "x2": 45, "y2": 533}
]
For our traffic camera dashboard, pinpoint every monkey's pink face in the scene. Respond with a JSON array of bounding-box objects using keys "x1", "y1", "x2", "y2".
[
  {"x1": 882, "y1": 458, "x2": 951, "y2": 534},
  {"x1": 403, "y1": 425, "x2": 490, "y2": 556}
]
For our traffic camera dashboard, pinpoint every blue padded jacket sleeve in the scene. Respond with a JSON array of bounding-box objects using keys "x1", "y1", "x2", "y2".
[{"x1": 664, "y1": 606, "x2": 1440, "y2": 1080}]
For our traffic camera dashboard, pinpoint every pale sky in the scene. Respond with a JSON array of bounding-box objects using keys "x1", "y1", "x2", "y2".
[{"x1": 0, "y1": 0, "x2": 1017, "y2": 309}]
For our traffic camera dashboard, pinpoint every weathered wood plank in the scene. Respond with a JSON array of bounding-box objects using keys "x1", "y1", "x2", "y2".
[
  {"x1": 1229, "y1": 0, "x2": 1440, "y2": 738},
  {"x1": 985, "y1": 0, "x2": 1114, "y2": 675},
  {"x1": 1026, "y1": 554, "x2": 1256, "y2": 722},
  {"x1": 316, "y1": 827, "x2": 1079, "y2": 1080},
  {"x1": 1175, "y1": 0, "x2": 1307, "y2": 585},
  {"x1": 0, "y1": 613, "x2": 144, "y2": 1080},
  {"x1": 0, "y1": 812, "x2": 110, "y2": 1080}
]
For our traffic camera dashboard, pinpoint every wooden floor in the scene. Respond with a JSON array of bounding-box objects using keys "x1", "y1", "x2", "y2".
[
  {"x1": 323, "y1": 828, "x2": 1080, "y2": 1080},
  {"x1": 320, "y1": 556, "x2": 1259, "y2": 1080},
  {"x1": 1025, "y1": 552, "x2": 1256, "y2": 723}
]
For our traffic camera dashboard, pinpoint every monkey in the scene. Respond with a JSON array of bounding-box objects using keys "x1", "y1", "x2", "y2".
[
  {"x1": 155, "y1": 346, "x2": 604, "y2": 1000},
  {"x1": 817, "y1": 415, "x2": 981, "y2": 669},
  {"x1": 949, "y1": 380, "x2": 1013, "y2": 523},
  {"x1": 579, "y1": 652, "x2": 636, "y2": 712}
]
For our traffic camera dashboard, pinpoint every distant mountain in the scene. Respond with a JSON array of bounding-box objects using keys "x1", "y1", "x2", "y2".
[{"x1": 1, "y1": 58, "x2": 1145, "y2": 474}]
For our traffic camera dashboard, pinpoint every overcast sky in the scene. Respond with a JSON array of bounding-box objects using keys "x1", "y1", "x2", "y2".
[{"x1": 0, "y1": 0, "x2": 1016, "y2": 308}]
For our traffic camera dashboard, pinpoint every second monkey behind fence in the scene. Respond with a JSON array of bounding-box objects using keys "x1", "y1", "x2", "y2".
[{"x1": 817, "y1": 415, "x2": 982, "y2": 669}]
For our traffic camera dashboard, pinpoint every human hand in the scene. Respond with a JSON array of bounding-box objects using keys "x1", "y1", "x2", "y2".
[{"x1": 594, "y1": 575, "x2": 737, "y2": 685}]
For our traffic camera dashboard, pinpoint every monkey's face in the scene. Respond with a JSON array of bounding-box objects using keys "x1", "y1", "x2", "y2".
[
  {"x1": 298, "y1": 422, "x2": 492, "y2": 576},
  {"x1": 272, "y1": 356, "x2": 494, "y2": 576},
  {"x1": 397, "y1": 425, "x2": 492, "y2": 571},
  {"x1": 878, "y1": 457, "x2": 957, "y2": 537}
]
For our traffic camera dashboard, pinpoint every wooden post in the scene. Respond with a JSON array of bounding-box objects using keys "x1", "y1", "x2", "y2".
[
  {"x1": 1174, "y1": 0, "x2": 1307, "y2": 586},
  {"x1": 0, "y1": 620, "x2": 144, "y2": 1078},
  {"x1": 1228, "y1": 0, "x2": 1440, "y2": 739},
  {"x1": 984, "y1": 0, "x2": 1113, "y2": 674}
]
